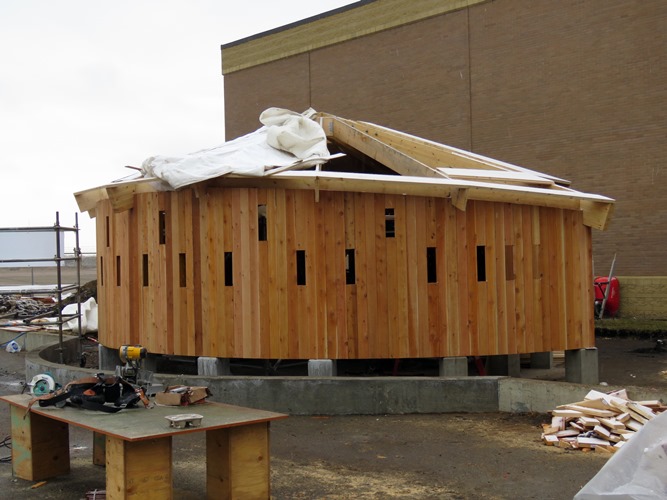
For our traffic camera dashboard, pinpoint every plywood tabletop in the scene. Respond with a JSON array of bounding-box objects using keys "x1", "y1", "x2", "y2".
[{"x1": 0, "y1": 394, "x2": 287, "y2": 442}]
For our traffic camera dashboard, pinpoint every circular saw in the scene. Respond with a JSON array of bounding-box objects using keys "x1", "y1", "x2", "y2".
[{"x1": 28, "y1": 373, "x2": 56, "y2": 396}]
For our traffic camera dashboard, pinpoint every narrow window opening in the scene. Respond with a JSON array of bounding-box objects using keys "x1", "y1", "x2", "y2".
[
  {"x1": 116, "y1": 255, "x2": 121, "y2": 287},
  {"x1": 296, "y1": 250, "x2": 306, "y2": 286},
  {"x1": 505, "y1": 245, "x2": 515, "y2": 280},
  {"x1": 224, "y1": 252, "x2": 233, "y2": 286},
  {"x1": 105, "y1": 216, "x2": 110, "y2": 248},
  {"x1": 100, "y1": 256, "x2": 104, "y2": 286},
  {"x1": 427, "y1": 247, "x2": 437, "y2": 283},
  {"x1": 345, "y1": 249, "x2": 356, "y2": 285},
  {"x1": 258, "y1": 204, "x2": 267, "y2": 241},
  {"x1": 385, "y1": 208, "x2": 395, "y2": 238},
  {"x1": 142, "y1": 254, "x2": 149, "y2": 287},
  {"x1": 179, "y1": 253, "x2": 186, "y2": 287},
  {"x1": 476, "y1": 245, "x2": 486, "y2": 282},
  {"x1": 159, "y1": 211, "x2": 166, "y2": 245}
]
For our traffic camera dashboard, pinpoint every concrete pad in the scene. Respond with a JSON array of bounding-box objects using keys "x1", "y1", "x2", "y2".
[
  {"x1": 438, "y1": 357, "x2": 468, "y2": 377},
  {"x1": 565, "y1": 347, "x2": 599, "y2": 385},
  {"x1": 197, "y1": 357, "x2": 231, "y2": 376},
  {"x1": 308, "y1": 359, "x2": 337, "y2": 377}
]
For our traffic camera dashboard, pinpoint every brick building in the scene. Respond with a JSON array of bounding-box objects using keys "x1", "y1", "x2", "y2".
[{"x1": 221, "y1": 0, "x2": 667, "y2": 299}]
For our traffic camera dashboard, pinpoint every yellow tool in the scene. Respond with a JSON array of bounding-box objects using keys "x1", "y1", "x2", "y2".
[
  {"x1": 118, "y1": 345, "x2": 147, "y2": 364},
  {"x1": 117, "y1": 345, "x2": 148, "y2": 388},
  {"x1": 116, "y1": 345, "x2": 152, "y2": 407}
]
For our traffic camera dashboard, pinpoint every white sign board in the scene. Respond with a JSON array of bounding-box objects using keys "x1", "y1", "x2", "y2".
[{"x1": 0, "y1": 229, "x2": 65, "y2": 268}]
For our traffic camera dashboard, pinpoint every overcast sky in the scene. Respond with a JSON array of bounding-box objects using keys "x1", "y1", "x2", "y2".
[{"x1": 0, "y1": 0, "x2": 354, "y2": 251}]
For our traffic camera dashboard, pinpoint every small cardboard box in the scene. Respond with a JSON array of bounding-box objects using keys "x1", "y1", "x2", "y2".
[{"x1": 155, "y1": 385, "x2": 210, "y2": 406}]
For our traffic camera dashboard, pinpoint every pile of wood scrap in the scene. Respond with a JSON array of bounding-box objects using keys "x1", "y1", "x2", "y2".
[{"x1": 542, "y1": 389, "x2": 666, "y2": 454}]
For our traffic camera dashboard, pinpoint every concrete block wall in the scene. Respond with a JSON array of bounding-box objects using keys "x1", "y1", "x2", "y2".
[{"x1": 617, "y1": 277, "x2": 667, "y2": 319}]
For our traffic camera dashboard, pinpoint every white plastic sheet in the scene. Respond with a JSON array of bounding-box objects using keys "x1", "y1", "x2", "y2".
[
  {"x1": 575, "y1": 410, "x2": 667, "y2": 499},
  {"x1": 141, "y1": 108, "x2": 331, "y2": 189},
  {"x1": 64, "y1": 297, "x2": 98, "y2": 334}
]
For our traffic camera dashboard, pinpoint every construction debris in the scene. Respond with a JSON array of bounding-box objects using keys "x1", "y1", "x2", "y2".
[
  {"x1": 542, "y1": 389, "x2": 666, "y2": 453},
  {"x1": 0, "y1": 295, "x2": 56, "y2": 319}
]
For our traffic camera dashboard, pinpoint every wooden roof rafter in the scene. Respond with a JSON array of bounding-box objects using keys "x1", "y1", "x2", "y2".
[
  {"x1": 317, "y1": 114, "x2": 447, "y2": 179},
  {"x1": 74, "y1": 111, "x2": 614, "y2": 230},
  {"x1": 338, "y1": 116, "x2": 571, "y2": 187}
]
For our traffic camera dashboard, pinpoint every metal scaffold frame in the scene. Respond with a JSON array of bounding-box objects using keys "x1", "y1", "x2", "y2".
[{"x1": 0, "y1": 212, "x2": 82, "y2": 364}]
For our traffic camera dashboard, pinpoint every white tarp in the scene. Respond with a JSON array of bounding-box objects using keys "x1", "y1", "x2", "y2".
[
  {"x1": 141, "y1": 108, "x2": 331, "y2": 189},
  {"x1": 575, "y1": 410, "x2": 667, "y2": 499}
]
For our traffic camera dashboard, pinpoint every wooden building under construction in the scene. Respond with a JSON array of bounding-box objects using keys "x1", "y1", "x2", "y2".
[{"x1": 76, "y1": 112, "x2": 613, "y2": 373}]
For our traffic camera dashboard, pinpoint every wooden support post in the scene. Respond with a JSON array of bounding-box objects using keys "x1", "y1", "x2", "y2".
[
  {"x1": 206, "y1": 422, "x2": 270, "y2": 500},
  {"x1": 106, "y1": 436, "x2": 172, "y2": 500},
  {"x1": 10, "y1": 406, "x2": 70, "y2": 481},
  {"x1": 93, "y1": 431, "x2": 106, "y2": 466}
]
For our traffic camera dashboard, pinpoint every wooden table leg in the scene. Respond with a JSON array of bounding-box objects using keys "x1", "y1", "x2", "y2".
[
  {"x1": 206, "y1": 422, "x2": 270, "y2": 500},
  {"x1": 10, "y1": 406, "x2": 70, "y2": 481},
  {"x1": 93, "y1": 431, "x2": 106, "y2": 466},
  {"x1": 105, "y1": 435, "x2": 172, "y2": 500}
]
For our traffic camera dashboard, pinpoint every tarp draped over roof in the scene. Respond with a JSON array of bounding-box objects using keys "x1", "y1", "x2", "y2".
[
  {"x1": 141, "y1": 108, "x2": 332, "y2": 189},
  {"x1": 74, "y1": 108, "x2": 614, "y2": 230}
]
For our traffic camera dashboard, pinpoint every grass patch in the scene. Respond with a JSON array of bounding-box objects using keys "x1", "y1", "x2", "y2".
[{"x1": 595, "y1": 318, "x2": 667, "y2": 338}]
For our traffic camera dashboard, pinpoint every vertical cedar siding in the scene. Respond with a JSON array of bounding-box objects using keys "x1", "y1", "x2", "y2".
[{"x1": 96, "y1": 187, "x2": 594, "y2": 359}]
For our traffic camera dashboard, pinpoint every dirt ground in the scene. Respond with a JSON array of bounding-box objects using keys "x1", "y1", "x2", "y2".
[
  {"x1": 1, "y1": 335, "x2": 667, "y2": 499},
  {"x1": 1, "y1": 266, "x2": 666, "y2": 498}
]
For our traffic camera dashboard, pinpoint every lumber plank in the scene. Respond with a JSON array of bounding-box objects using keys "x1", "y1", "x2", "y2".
[
  {"x1": 353, "y1": 192, "x2": 370, "y2": 358},
  {"x1": 323, "y1": 117, "x2": 444, "y2": 179},
  {"x1": 443, "y1": 199, "x2": 460, "y2": 355},
  {"x1": 405, "y1": 197, "x2": 421, "y2": 357},
  {"x1": 385, "y1": 195, "x2": 400, "y2": 358},
  {"x1": 374, "y1": 194, "x2": 390, "y2": 358},
  {"x1": 344, "y1": 192, "x2": 358, "y2": 358},
  {"x1": 394, "y1": 196, "x2": 410, "y2": 357}
]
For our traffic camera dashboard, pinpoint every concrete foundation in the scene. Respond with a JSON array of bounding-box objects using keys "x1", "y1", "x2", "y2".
[
  {"x1": 28, "y1": 339, "x2": 641, "y2": 416},
  {"x1": 197, "y1": 357, "x2": 231, "y2": 376},
  {"x1": 438, "y1": 357, "x2": 468, "y2": 377},
  {"x1": 308, "y1": 359, "x2": 337, "y2": 377},
  {"x1": 565, "y1": 347, "x2": 599, "y2": 385},
  {"x1": 486, "y1": 354, "x2": 521, "y2": 377},
  {"x1": 0, "y1": 329, "x2": 78, "y2": 352}
]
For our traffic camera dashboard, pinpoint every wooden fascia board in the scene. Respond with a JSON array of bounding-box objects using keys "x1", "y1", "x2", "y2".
[
  {"x1": 581, "y1": 199, "x2": 615, "y2": 232},
  {"x1": 74, "y1": 187, "x2": 109, "y2": 215},
  {"x1": 221, "y1": 0, "x2": 490, "y2": 74},
  {"x1": 215, "y1": 171, "x2": 614, "y2": 228},
  {"x1": 73, "y1": 178, "x2": 168, "y2": 217},
  {"x1": 320, "y1": 116, "x2": 445, "y2": 179}
]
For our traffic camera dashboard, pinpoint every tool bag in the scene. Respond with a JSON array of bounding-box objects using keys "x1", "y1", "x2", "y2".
[{"x1": 31, "y1": 373, "x2": 147, "y2": 413}]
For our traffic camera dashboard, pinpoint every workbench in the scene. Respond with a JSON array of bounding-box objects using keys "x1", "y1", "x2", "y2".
[{"x1": 0, "y1": 393, "x2": 287, "y2": 499}]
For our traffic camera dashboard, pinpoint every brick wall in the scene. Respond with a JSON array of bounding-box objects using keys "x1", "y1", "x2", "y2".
[{"x1": 223, "y1": 0, "x2": 667, "y2": 276}]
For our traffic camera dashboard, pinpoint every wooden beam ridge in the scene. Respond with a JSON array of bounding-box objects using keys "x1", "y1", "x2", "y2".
[
  {"x1": 353, "y1": 118, "x2": 571, "y2": 186},
  {"x1": 319, "y1": 116, "x2": 446, "y2": 179}
]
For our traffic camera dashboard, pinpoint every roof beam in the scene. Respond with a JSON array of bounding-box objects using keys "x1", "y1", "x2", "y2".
[
  {"x1": 351, "y1": 118, "x2": 571, "y2": 186},
  {"x1": 319, "y1": 116, "x2": 445, "y2": 179}
]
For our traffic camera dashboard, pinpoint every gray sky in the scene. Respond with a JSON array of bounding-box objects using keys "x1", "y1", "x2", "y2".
[{"x1": 0, "y1": 0, "x2": 354, "y2": 251}]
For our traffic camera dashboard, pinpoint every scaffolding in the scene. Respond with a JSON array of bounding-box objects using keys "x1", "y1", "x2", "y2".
[{"x1": 0, "y1": 212, "x2": 82, "y2": 364}]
